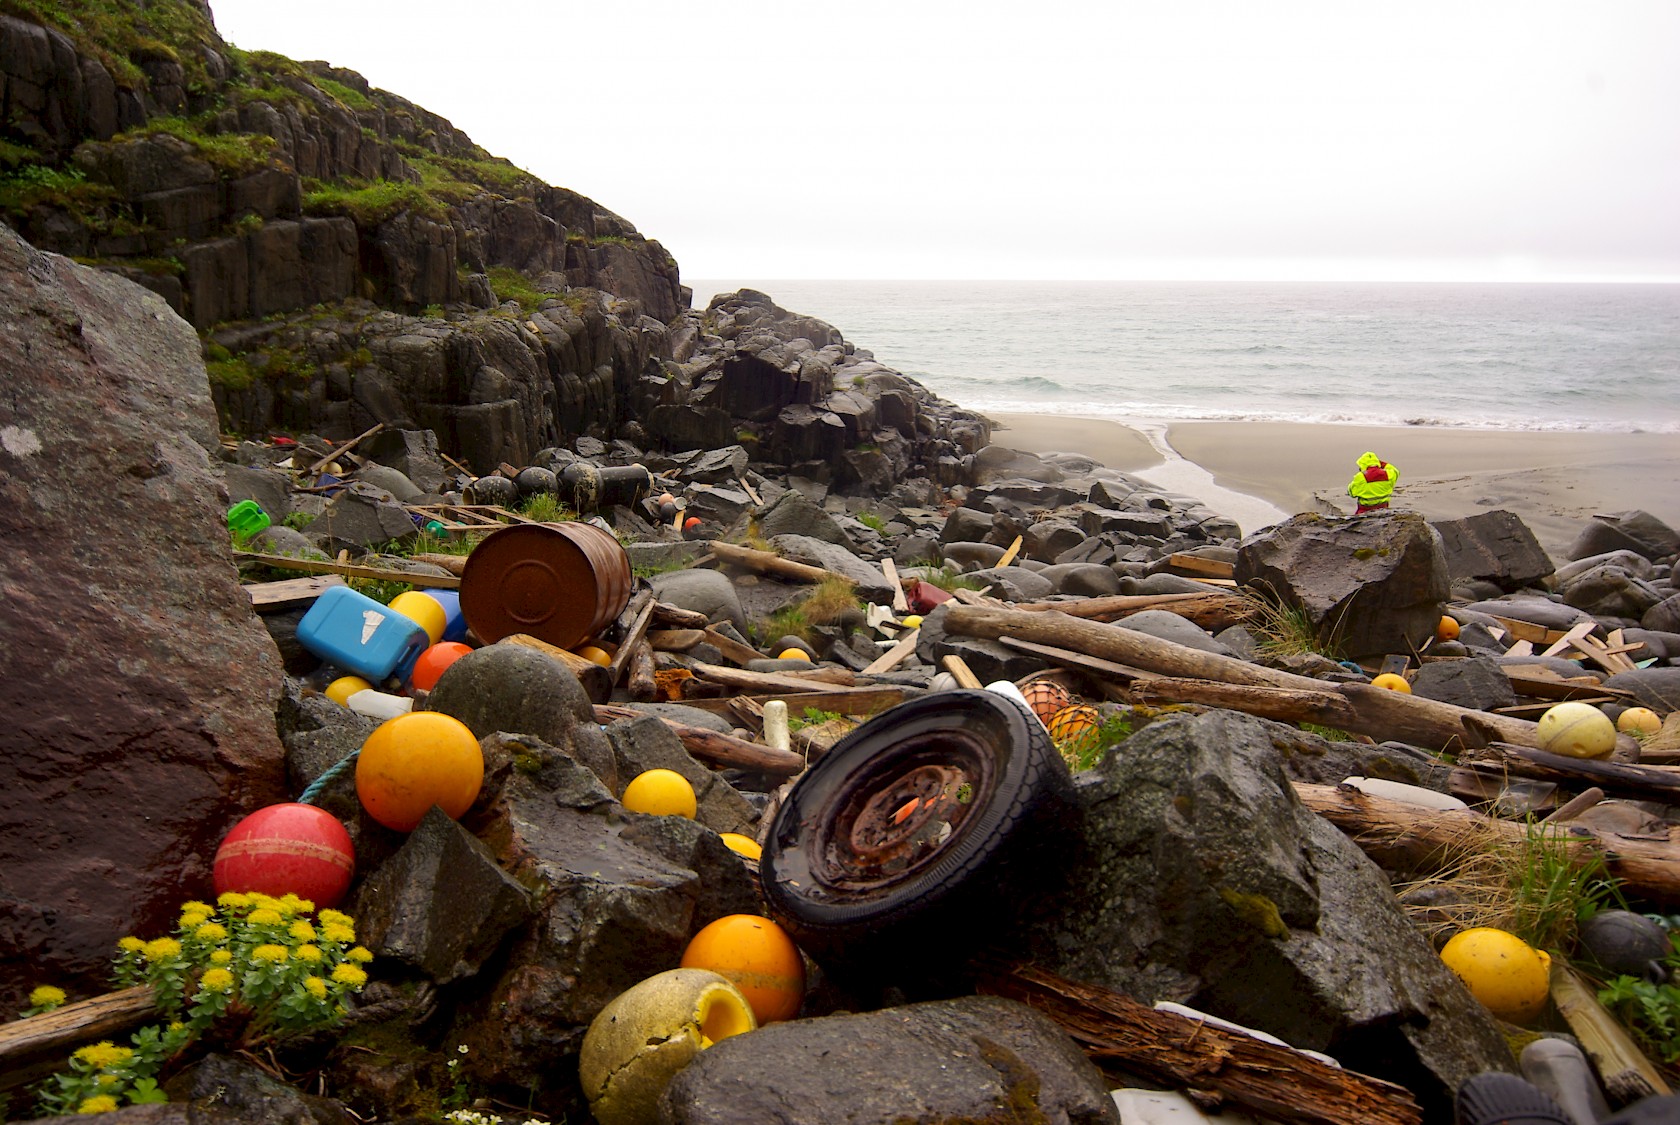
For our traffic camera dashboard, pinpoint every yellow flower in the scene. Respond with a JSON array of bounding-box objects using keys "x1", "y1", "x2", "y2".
[
  {"x1": 209, "y1": 949, "x2": 233, "y2": 965},
  {"x1": 72, "y1": 1041, "x2": 133, "y2": 1068},
  {"x1": 249, "y1": 892, "x2": 284, "y2": 913},
  {"x1": 247, "y1": 908, "x2": 283, "y2": 927},
  {"x1": 347, "y1": 946, "x2": 374, "y2": 964},
  {"x1": 318, "y1": 908, "x2": 353, "y2": 928},
  {"x1": 97, "y1": 1073, "x2": 121, "y2": 1086},
  {"x1": 216, "y1": 891, "x2": 251, "y2": 911},
  {"x1": 251, "y1": 943, "x2": 289, "y2": 963},
  {"x1": 117, "y1": 936, "x2": 145, "y2": 954},
  {"x1": 322, "y1": 923, "x2": 355, "y2": 944},
  {"x1": 289, "y1": 920, "x2": 317, "y2": 942},
  {"x1": 280, "y1": 893, "x2": 314, "y2": 915},
  {"x1": 77, "y1": 1095, "x2": 119, "y2": 1114},
  {"x1": 28, "y1": 985, "x2": 66, "y2": 1009},
  {"x1": 178, "y1": 912, "x2": 210, "y2": 931},
  {"x1": 143, "y1": 938, "x2": 182, "y2": 961},
  {"x1": 330, "y1": 963, "x2": 368, "y2": 987},
  {"x1": 180, "y1": 900, "x2": 212, "y2": 915},
  {"x1": 200, "y1": 968, "x2": 235, "y2": 993},
  {"x1": 193, "y1": 922, "x2": 229, "y2": 943},
  {"x1": 303, "y1": 976, "x2": 329, "y2": 1000},
  {"x1": 295, "y1": 944, "x2": 323, "y2": 963}
]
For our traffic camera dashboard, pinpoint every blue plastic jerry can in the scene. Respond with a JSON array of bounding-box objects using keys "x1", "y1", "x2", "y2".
[{"x1": 296, "y1": 585, "x2": 429, "y2": 682}]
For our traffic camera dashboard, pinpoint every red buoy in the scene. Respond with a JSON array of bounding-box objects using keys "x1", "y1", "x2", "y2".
[
  {"x1": 409, "y1": 641, "x2": 474, "y2": 693},
  {"x1": 213, "y1": 803, "x2": 355, "y2": 907}
]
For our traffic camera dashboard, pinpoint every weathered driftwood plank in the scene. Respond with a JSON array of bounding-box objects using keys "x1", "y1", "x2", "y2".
[
  {"x1": 689, "y1": 662, "x2": 858, "y2": 693},
  {"x1": 863, "y1": 629, "x2": 921, "y2": 675},
  {"x1": 1551, "y1": 963, "x2": 1672, "y2": 1103},
  {"x1": 233, "y1": 551, "x2": 461, "y2": 588},
  {"x1": 1129, "y1": 677, "x2": 1359, "y2": 727},
  {"x1": 705, "y1": 540, "x2": 831, "y2": 583},
  {"x1": 243, "y1": 574, "x2": 345, "y2": 611},
  {"x1": 699, "y1": 627, "x2": 766, "y2": 667},
  {"x1": 605, "y1": 591, "x2": 655, "y2": 686},
  {"x1": 592, "y1": 705, "x2": 804, "y2": 775},
  {"x1": 1294, "y1": 782, "x2": 1680, "y2": 906},
  {"x1": 667, "y1": 688, "x2": 911, "y2": 720},
  {"x1": 626, "y1": 640, "x2": 657, "y2": 702},
  {"x1": 0, "y1": 986, "x2": 155, "y2": 1094},
  {"x1": 500, "y1": 634, "x2": 611, "y2": 702},
  {"x1": 651, "y1": 602, "x2": 711, "y2": 629},
  {"x1": 977, "y1": 963, "x2": 1422, "y2": 1125}
]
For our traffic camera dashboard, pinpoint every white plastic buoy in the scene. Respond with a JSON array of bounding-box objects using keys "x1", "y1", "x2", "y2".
[
  {"x1": 762, "y1": 700, "x2": 790, "y2": 753},
  {"x1": 345, "y1": 688, "x2": 414, "y2": 722},
  {"x1": 984, "y1": 680, "x2": 1048, "y2": 731}
]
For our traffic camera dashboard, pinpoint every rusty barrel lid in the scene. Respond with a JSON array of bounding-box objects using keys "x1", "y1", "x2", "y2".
[{"x1": 459, "y1": 521, "x2": 632, "y2": 651}]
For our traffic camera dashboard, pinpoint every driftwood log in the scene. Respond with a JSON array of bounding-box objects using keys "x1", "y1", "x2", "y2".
[
  {"x1": 705, "y1": 540, "x2": 832, "y2": 584},
  {"x1": 977, "y1": 962, "x2": 1422, "y2": 1125},
  {"x1": 689, "y1": 662, "x2": 859, "y2": 693},
  {"x1": 1294, "y1": 782, "x2": 1680, "y2": 907},
  {"x1": 0, "y1": 986, "x2": 155, "y2": 1095},
  {"x1": 592, "y1": 705, "x2": 805, "y2": 775},
  {"x1": 944, "y1": 605, "x2": 1550, "y2": 753},
  {"x1": 1012, "y1": 591, "x2": 1254, "y2": 632},
  {"x1": 1458, "y1": 743, "x2": 1680, "y2": 804}
]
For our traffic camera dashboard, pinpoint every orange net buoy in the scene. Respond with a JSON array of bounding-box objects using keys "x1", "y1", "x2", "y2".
[
  {"x1": 1020, "y1": 680, "x2": 1072, "y2": 725},
  {"x1": 1048, "y1": 703, "x2": 1103, "y2": 766}
]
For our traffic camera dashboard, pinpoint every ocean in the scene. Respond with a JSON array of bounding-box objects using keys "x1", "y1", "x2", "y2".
[{"x1": 687, "y1": 281, "x2": 1680, "y2": 434}]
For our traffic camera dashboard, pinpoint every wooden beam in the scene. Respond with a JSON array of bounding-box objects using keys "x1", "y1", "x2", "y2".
[
  {"x1": 688, "y1": 662, "x2": 864, "y2": 695},
  {"x1": 942, "y1": 654, "x2": 983, "y2": 689},
  {"x1": 0, "y1": 986, "x2": 155, "y2": 1095},
  {"x1": 234, "y1": 552, "x2": 460, "y2": 588},
  {"x1": 305, "y1": 421, "x2": 383, "y2": 476},
  {"x1": 1163, "y1": 553, "x2": 1236, "y2": 580},
  {"x1": 863, "y1": 629, "x2": 921, "y2": 675},
  {"x1": 1457, "y1": 742, "x2": 1680, "y2": 804},
  {"x1": 997, "y1": 636, "x2": 1158, "y2": 683},
  {"x1": 605, "y1": 591, "x2": 655, "y2": 687},
  {"x1": 1551, "y1": 963, "x2": 1671, "y2": 1103},
  {"x1": 699, "y1": 627, "x2": 767, "y2": 667},
  {"x1": 243, "y1": 574, "x2": 345, "y2": 612},
  {"x1": 995, "y1": 535, "x2": 1024, "y2": 568},
  {"x1": 706, "y1": 540, "x2": 832, "y2": 583},
  {"x1": 592, "y1": 705, "x2": 805, "y2": 775}
]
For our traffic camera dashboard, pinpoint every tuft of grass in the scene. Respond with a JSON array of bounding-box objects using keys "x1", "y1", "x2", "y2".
[
  {"x1": 762, "y1": 604, "x2": 810, "y2": 646},
  {"x1": 486, "y1": 267, "x2": 560, "y2": 313},
  {"x1": 915, "y1": 565, "x2": 990, "y2": 594},
  {"x1": 857, "y1": 512, "x2": 886, "y2": 532},
  {"x1": 788, "y1": 707, "x2": 841, "y2": 732},
  {"x1": 121, "y1": 116, "x2": 280, "y2": 176},
  {"x1": 799, "y1": 575, "x2": 860, "y2": 626},
  {"x1": 314, "y1": 76, "x2": 372, "y2": 111},
  {"x1": 302, "y1": 177, "x2": 450, "y2": 225},
  {"x1": 1245, "y1": 585, "x2": 1345, "y2": 660},
  {"x1": 516, "y1": 493, "x2": 572, "y2": 524}
]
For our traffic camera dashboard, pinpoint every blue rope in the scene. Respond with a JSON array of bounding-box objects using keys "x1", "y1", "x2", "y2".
[{"x1": 298, "y1": 750, "x2": 359, "y2": 806}]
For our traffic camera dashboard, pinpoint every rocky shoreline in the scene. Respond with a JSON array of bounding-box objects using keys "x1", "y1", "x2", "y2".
[{"x1": 8, "y1": 225, "x2": 1680, "y2": 1124}]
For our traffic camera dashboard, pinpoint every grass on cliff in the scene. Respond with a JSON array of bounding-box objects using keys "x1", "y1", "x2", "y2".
[
  {"x1": 119, "y1": 116, "x2": 280, "y2": 176},
  {"x1": 484, "y1": 267, "x2": 563, "y2": 313},
  {"x1": 0, "y1": 0, "x2": 220, "y2": 89},
  {"x1": 302, "y1": 177, "x2": 450, "y2": 225}
]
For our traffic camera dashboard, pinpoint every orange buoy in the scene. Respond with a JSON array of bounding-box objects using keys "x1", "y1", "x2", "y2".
[
  {"x1": 356, "y1": 712, "x2": 484, "y2": 832},
  {"x1": 409, "y1": 642, "x2": 473, "y2": 693},
  {"x1": 1021, "y1": 680, "x2": 1072, "y2": 725},
  {"x1": 680, "y1": 914, "x2": 805, "y2": 1024}
]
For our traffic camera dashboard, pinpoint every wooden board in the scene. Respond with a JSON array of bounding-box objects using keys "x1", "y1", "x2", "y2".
[
  {"x1": 863, "y1": 628, "x2": 920, "y2": 675},
  {"x1": 633, "y1": 687, "x2": 911, "y2": 720},
  {"x1": 404, "y1": 504, "x2": 540, "y2": 534},
  {"x1": 234, "y1": 552, "x2": 460, "y2": 588},
  {"x1": 1541, "y1": 621, "x2": 1597, "y2": 658},
  {"x1": 1163, "y1": 553, "x2": 1236, "y2": 580},
  {"x1": 1490, "y1": 616, "x2": 1570, "y2": 646},
  {"x1": 243, "y1": 574, "x2": 345, "y2": 612},
  {"x1": 880, "y1": 557, "x2": 909, "y2": 612}
]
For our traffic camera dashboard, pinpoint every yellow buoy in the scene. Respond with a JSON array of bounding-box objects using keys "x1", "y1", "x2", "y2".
[
  {"x1": 901, "y1": 614, "x2": 924, "y2": 629},
  {"x1": 1436, "y1": 615, "x2": 1461, "y2": 643},
  {"x1": 1617, "y1": 707, "x2": 1661, "y2": 737},
  {"x1": 579, "y1": 968, "x2": 756, "y2": 1125},
  {"x1": 574, "y1": 645, "x2": 613, "y2": 667},
  {"x1": 777, "y1": 647, "x2": 812, "y2": 662},
  {"x1": 389, "y1": 590, "x2": 447, "y2": 646},
  {"x1": 622, "y1": 769, "x2": 698, "y2": 818},
  {"x1": 325, "y1": 675, "x2": 375, "y2": 707},
  {"x1": 1537, "y1": 702, "x2": 1617, "y2": 759},
  {"x1": 1440, "y1": 927, "x2": 1552, "y2": 1024},
  {"x1": 719, "y1": 833, "x2": 763, "y2": 860},
  {"x1": 1371, "y1": 673, "x2": 1412, "y2": 693}
]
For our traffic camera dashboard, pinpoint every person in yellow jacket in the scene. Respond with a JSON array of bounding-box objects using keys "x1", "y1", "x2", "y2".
[{"x1": 1348, "y1": 452, "x2": 1399, "y2": 514}]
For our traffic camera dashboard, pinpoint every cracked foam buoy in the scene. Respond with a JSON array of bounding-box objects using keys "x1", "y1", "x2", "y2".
[{"x1": 578, "y1": 967, "x2": 756, "y2": 1125}]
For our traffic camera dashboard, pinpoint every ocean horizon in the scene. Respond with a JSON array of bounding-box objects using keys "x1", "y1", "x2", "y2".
[{"x1": 688, "y1": 279, "x2": 1680, "y2": 435}]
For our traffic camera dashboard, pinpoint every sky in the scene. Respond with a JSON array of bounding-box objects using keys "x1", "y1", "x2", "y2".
[{"x1": 205, "y1": 1, "x2": 1680, "y2": 283}]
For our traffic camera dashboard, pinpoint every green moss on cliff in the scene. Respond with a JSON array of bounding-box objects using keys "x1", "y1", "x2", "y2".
[
  {"x1": 0, "y1": 0, "x2": 220, "y2": 89},
  {"x1": 120, "y1": 115, "x2": 279, "y2": 175},
  {"x1": 314, "y1": 77, "x2": 372, "y2": 112},
  {"x1": 486, "y1": 267, "x2": 562, "y2": 312},
  {"x1": 302, "y1": 178, "x2": 448, "y2": 225}
]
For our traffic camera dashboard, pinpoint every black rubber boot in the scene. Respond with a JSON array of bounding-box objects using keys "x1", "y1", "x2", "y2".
[{"x1": 1455, "y1": 1073, "x2": 1573, "y2": 1125}]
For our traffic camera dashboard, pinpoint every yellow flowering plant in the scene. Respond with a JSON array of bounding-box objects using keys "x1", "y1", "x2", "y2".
[{"x1": 35, "y1": 894, "x2": 372, "y2": 1116}]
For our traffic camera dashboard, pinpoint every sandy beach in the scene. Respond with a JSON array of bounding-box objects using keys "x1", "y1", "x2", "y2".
[{"x1": 989, "y1": 413, "x2": 1680, "y2": 562}]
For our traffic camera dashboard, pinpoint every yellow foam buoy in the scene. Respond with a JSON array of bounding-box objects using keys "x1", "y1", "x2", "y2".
[
  {"x1": 356, "y1": 711, "x2": 484, "y2": 832},
  {"x1": 1618, "y1": 707, "x2": 1661, "y2": 737},
  {"x1": 1440, "y1": 927, "x2": 1552, "y2": 1024},
  {"x1": 622, "y1": 769, "x2": 698, "y2": 818},
  {"x1": 901, "y1": 614, "x2": 924, "y2": 629},
  {"x1": 1371, "y1": 673, "x2": 1411, "y2": 693},
  {"x1": 1537, "y1": 701, "x2": 1617, "y2": 759},
  {"x1": 574, "y1": 644, "x2": 613, "y2": 667},
  {"x1": 1436, "y1": 615, "x2": 1461, "y2": 643},
  {"x1": 389, "y1": 590, "x2": 447, "y2": 646},
  {"x1": 777, "y1": 647, "x2": 812, "y2": 662},
  {"x1": 680, "y1": 914, "x2": 806, "y2": 1024},
  {"x1": 719, "y1": 833, "x2": 762, "y2": 860},
  {"x1": 579, "y1": 968, "x2": 756, "y2": 1125},
  {"x1": 325, "y1": 675, "x2": 374, "y2": 707}
]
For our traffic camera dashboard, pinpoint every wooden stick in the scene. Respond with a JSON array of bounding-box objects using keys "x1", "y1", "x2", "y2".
[
  {"x1": 1543, "y1": 787, "x2": 1606, "y2": 823},
  {"x1": 499, "y1": 634, "x2": 612, "y2": 702},
  {"x1": 626, "y1": 641, "x2": 657, "y2": 702},
  {"x1": 243, "y1": 574, "x2": 345, "y2": 612},
  {"x1": 863, "y1": 628, "x2": 921, "y2": 675},
  {"x1": 592, "y1": 705, "x2": 804, "y2": 775},
  {"x1": 305, "y1": 422, "x2": 383, "y2": 476},
  {"x1": 1458, "y1": 742, "x2": 1669, "y2": 802},
  {"x1": 1013, "y1": 591, "x2": 1214, "y2": 616},
  {"x1": 605, "y1": 591, "x2": 655, "y2": 687},
  {"x1": 880, "y1": 557, "x2": 909, "y2": 612},
  {"x1": 942, "y1": 654, "x2": 984, "y2": 689},
  {"x1": 995, "y1": 534, "x2": 1024, "y2": 568},
  {"x1": 1130, "y1": 678, "x2": 1360, "y2": 727},
  {"x1": 737, "y1": 477, "x2": 763, "y2": 506},
  {"x1": 670, "y1": 688, "x2": 909, "y2": 720},
  {"x1": 700, "y1": 627, "x2": 767, "y2": 667},
  {"x1": 689, "y1": 662, "x2": 859, "y2": 693},
  {"x1": 1541, "y1": 621, "x2": 1596, "y2": 659},
  {"x1": 652, "y1": 602, "x2": 711, "y2": 629},
  {"x1": 706, "y1": 540, "x2": 833, "y2": 583},
  {"x1": 977, "y1": 963, "x2": 1422, "y2": 1125},
  {"x1": 997, "y1": 636, "x2": 1158, "y2": 683},
  {"x1": 411, "y1": 552, "x2": 469, "y2": 576},
  {"x1": 439, "y1": 451, "x2": 475, "y2": 478},
  {"x1": 648, "y1": 629, "x2": 705, "y2": 652},
  {"x1": 1550, "y1": 962, "x2": 1672, "y2": 1103},
  {"x1": 233, "y1": 551, "x2": 461, "y2": 589},
  {"x1": 0, "y1": 986, "x2": 155, "y2": 1094}
]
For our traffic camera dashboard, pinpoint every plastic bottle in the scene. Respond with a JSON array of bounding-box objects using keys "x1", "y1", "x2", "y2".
[{"x1": 1520, "y1": 1038, "x2": 1610, "y2": 1125}]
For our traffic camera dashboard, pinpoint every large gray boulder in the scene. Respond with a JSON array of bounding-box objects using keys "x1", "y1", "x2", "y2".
[
  {"x1": 770, "y1": 533, "x2": 894, "y2": 603},
  {"x1": 1015, "y1": 710, "x2": 1513, "y2": 1119},
  {"x1": 1430, "y1": 509, "x2": 1553, "y2": 591},
  {"x1": 1567, "y1": 511, "x2": 1680, "y2": 563},
  {"x1": 0, "y1": 228, "x2": 288, "y2": 1010},
  {"x1": 661, "y1": 996, "x2": 1118, "y2": 1125},
  {"x1": 1235, "y1": 512, "x2": 1450, "y2": 660},
  {"x1": 1557, "y1": 562, "x2": 1667, "y2": 620},
  {"x1": 1602, "y1": 668, "x2": 1680, "y2": 712}
]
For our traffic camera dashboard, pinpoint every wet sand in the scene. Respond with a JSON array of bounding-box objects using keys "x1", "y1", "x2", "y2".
[{"x1": 988, "y1": 413, "x2": 1680, "y2": 561}]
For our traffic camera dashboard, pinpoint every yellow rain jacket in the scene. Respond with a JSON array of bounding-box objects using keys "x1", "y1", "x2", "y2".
[{"x1": 1348, "y1": 452, "x2": 1399, "y2": 511}]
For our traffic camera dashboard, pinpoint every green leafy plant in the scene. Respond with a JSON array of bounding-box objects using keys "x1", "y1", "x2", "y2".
[
  {"x1": 788, "y1": 707, "x2": 842, "y2": 732},
  {"x1": 856, "y1": 512, "x2": 886, "y2": 532},
  {"x1": 1600, "y1": 942, "x2": 1680, "y2": 1063},
  {"x1": 282, "y1": 512, "x2": 316, "y2": 531},
  {"x1": 20, "y1": 985, "x2": 67, "y2": 1018},
  {"x1": 33, "y1": 893, "x2": 371, "y2": 1115},
  {"x1": 913, "y1": 565, "x2": 990, "y2": 594}
]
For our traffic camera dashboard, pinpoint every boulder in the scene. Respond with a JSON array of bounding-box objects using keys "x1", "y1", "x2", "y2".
[
  {"x1": 1430, "y1": 510, "x2": 1553, "y2": 591},
  {"x1": 1557, "y1": 563, "x2": 1667, "y2": 620},
  {"x1": 649, "y1": 569, "x2": 748, "y2": 633},
  {"x1": 0, "y1": 228, "x2": 287, "y2": 1009},
  {"x1": 770, "y1": 534, "x2": 894, "y2": 604},
  {"x1": 364, "y1": 428, "x2": 452, "y2": 494},
  {"x1": 1644, "y1": 594, "x2": 1680, "y2": 635},
  {"x1": 1117, "y1": 609, "x2": 1235, "y2": 657},
  {"x1": 1602, "y1": 668, "x2": 1680, "y2": 713},
  {"x1": 603, "y1": 714, "x2": 757, "y2": 835},
  {"x1": 965, "y1": 565, "x2": 1056, "y2": 602},
  {"x1": 661, "y1": 996, "x2": 1117, "y2": 1125},
  {"x1": 1015, "y1": 710, "x2": 1513, "y2": 1119},
  {"x1": 1462, "y1": 595, "x2": 1594, "y2": 633},
  {"x1": 756, "y1": 488, "x2": 847, "y2": 545},
  {"x1": 306, "y1": 484, "x2": 418, "y2": 551},
  {"x1": 1039, "y1": 562, "x2": 1123, "y2": 597},
  {"x1": 1410, "y1": 656, "x2": 1518, "y2": 711},
  {"x1": 1235, "y1": 513, "x2": 1449, "y2": 660},
  {"x1": 1568, "y1": 511, "x2": 1680, "y2": 563}
]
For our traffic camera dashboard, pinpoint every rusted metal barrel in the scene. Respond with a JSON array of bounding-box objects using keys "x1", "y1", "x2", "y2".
[{"x1": 459, "y1": 521, "x2": 632, "y2": 650}]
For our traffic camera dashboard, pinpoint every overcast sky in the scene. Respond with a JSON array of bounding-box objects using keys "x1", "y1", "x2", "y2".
[{"x1": 207, "y1": 1, "x2": 1680, "y2": 282}]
